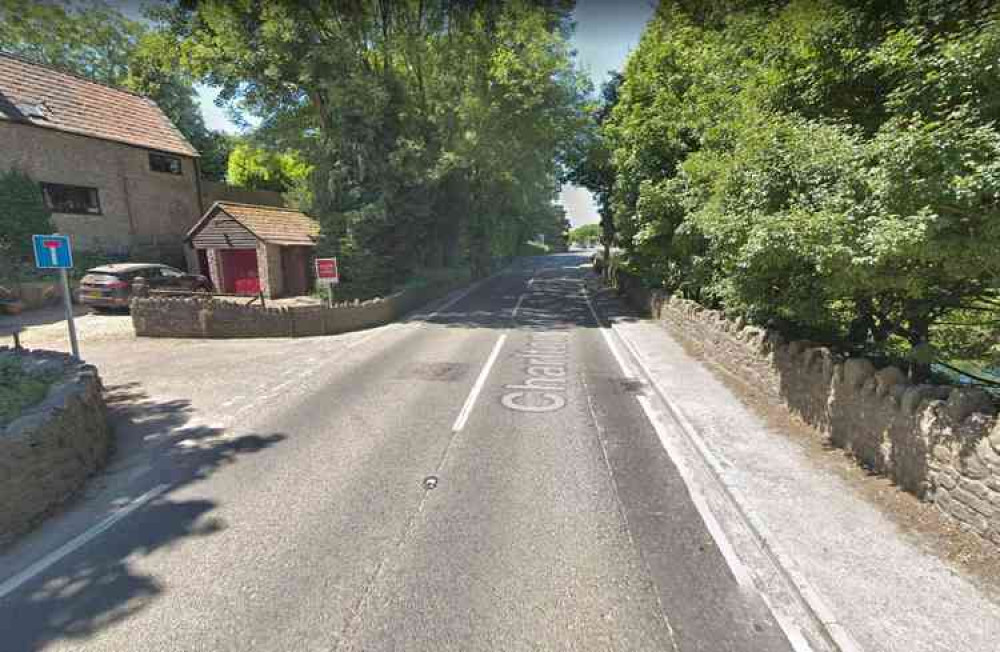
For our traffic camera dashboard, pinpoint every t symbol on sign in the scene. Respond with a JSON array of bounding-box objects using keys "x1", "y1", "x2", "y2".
[{"x1": 42, "y1": 239, "x2": 62, "y2": 266}]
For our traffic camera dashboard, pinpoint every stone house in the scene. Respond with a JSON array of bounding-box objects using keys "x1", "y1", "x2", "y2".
[
  {"x1": 0, "y1": 52, "x2": 202, "y2": 267},
  {"x1": 186, "y1": 201, "x2": 320, "y2": 298}
]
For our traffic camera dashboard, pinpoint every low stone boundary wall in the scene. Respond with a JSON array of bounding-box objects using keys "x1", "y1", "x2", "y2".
[
  {"x1": 131, "y1": 281, "x2": 463, "y2": 339},
  {"x1": 1, "y1": 348, "x2": 111, "y2": 547},
  {"x1": 614, "y1": 273, "x2": 1000, "y2": 547}
]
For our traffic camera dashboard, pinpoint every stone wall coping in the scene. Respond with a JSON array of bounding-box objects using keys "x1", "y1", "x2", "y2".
[
  {"x1": 1, "y1": 347, "x2": 101, "y2": 439},
  {"x1": 131, "y1": 280, "x2": 463, "y2": 339},
  {"x1": 661, "y1": 293, "x2": 998, "y2": 427},
  {"x1": 615, "y1": 270, "x2": 1000, "y2": 547},
  {"x1": 0, "y1": 346, "x2": 111, "y2": 547}
]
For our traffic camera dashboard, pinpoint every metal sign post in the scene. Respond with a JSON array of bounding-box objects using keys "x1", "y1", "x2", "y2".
[
  {"x1": 59, "y1": 267, "x2": 79, "y2": 359},
  {"x1": 315, "y1": 257, "x2": 340, "y2": 308},
  {"x1": 32, "y1": 234, "x2": 79, "y2": 359}
]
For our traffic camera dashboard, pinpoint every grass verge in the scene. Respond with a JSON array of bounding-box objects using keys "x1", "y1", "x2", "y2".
[{"x1": 0, "y1": 358, "x2": 57, "y2": 427}]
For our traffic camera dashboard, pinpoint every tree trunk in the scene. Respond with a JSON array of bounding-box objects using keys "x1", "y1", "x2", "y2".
[{"x1": 907, "y1": 316, "x2": 933, "y2": 383}]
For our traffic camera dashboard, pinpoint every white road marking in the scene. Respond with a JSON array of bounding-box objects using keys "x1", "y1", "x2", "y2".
[
  {"x1": 582, "y1": 289, "x2": 825, "y2": 652},
  {"x1": 582, "y1": 291, "x2": 635, "y2": 375},
  {"x1": 346, "y1": 323, "x2": 400, "y2": 349},
  {"x1": 269, "y1": 378, "x2": 297, "y2": 394},
  {"x1": 512, "y1": 294, "x2": 526, "y2": 318},
  {"x1": 452, "y1": 334, "x2": 507, "y2": 432},
  {"x1": 219, "y1": 396, "x2": 245, "y2": 409},
  {"x1": 0, "y1": 283, "x2": 494, "y2": 600},
  {"x1": 583, "y1": 291, "x2": 755, "y2": 586},
  {"x1": 422, "y1": 281, "x2": 483, "y2": 320},
  {"x1": 0, "y1": 483, "x2": 170, "y2": 600},
  {"x1": 611, "y1": 322, "x2": 861, "y2": 652}
]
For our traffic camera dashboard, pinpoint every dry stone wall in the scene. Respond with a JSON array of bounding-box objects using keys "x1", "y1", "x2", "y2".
[
  {"x1": 0, "y1": 348, "x2": 111, "y2": 547},
  {"x1": 131, "y1": 281, "x2": 462, "y2": 339},
  {"x1": 615, "y1": 273, "x2": 1000, "y2": 547}
]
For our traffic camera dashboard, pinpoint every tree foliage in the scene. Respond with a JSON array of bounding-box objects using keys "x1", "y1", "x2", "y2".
[
  {"x1": 0, "y1": 169, "x2": 52, "y2": 282},
  {"x1": 226, "y1": 144, "x2": 312, "y2": 194},
  {"x1": 163, "y1": 0, "x2": 588, "y2": 293},
  {"x1": 598, "y1": 0, "x2": 1000, "y2": 377},
  {"x1": 568, "y1": 223, "x2": 601, "y2": 246},
  {"x1": 564, "y1": 72, "x2": 622, "y2": 261},
  {"x1": 0, "y1": 0, "x2": 231, "y2": 180}
]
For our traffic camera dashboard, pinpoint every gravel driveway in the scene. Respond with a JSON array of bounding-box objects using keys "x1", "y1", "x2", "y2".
[{"x1": 1, "y1": 305, "x2": 134, "y2": 351}]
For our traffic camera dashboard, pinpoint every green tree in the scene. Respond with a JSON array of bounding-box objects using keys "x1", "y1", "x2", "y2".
[
  {"x1": 226, "y1": 143, "x2": 312, "y2": 193},
  {"x1": 568, "y1": 223, "x2": 601, "y2": 246},
  {"x1": 595, "y1": 0, "x2": 1000, "y2": 379},
  {"x1": 564, "y1": 72, "x2": 622, "y2": 265},
  {"x1": 165, "y1": 0, "x2": 587, "y2": 292},
  {"x1": 0, "y1": 0, "x2": 231, "y2": 181},
  {"x1": 0, "y1": 169, "x2": 53, "y2": 282}
]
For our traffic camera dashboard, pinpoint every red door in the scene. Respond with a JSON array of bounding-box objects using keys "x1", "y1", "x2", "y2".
[{"x1": 221, "y1": 249, "x2": 260, "y2": 294}]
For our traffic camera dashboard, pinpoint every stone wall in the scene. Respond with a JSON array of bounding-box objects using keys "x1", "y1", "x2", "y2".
[
  {"x1": 2, "y1": 281, "x2": 62, "y2": 310},
  {"x1": 0, "y1": 348, "x2": 111, "y2": 547},
  {"x1": 615, "y1": 272, "x2": 1000, "y2": 547},
  {"x1": 131, "y1": 281, "x2": 461, "y2": 339},
  {"x1": 257, "y1": 242, "x2": 284, "y2": 299}
]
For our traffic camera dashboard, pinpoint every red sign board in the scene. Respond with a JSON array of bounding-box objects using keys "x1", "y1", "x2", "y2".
[{"x1": 315, "y1": 257, "x2": 339, "y2": 285}]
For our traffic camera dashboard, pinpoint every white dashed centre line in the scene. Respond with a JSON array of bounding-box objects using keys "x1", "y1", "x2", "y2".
[{"x1": 452, "y1": 334, "x2": 507, "y2": 432}]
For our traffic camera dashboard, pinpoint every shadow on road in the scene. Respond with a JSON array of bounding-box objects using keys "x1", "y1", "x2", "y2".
[
  {"x1": 0, "y1": 383, "x2": 286, "y2": 651},
  {"x1": 410, "y1": 256, "x2": 641, "y2": 331},
  {"x1": 0, "y1": 303, "x2": 92, "y2": 337}
]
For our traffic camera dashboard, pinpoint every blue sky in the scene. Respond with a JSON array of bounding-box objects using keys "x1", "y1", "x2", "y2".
[
  {"x1": 194, "y1": 0, "x2": 655, "y2": 226},
  {"x1": 558, "y1": 0, "x2": 656, "y2": 225}
]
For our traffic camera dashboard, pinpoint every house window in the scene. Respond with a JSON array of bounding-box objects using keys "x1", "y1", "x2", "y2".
[
  {"x1": 149, "y1": 152, "x2": 182, "y2": 175},
  {"x1": 40, "y1": 183, "x2": 101, "y2": 215}
]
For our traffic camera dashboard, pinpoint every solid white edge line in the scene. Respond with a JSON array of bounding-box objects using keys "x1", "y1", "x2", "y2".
[
  {"x1": 0, "y1": 483, "x2": 170, "y2": 600},
  {"x1": 582, "y1": 289, "x2": 821, "y2": 652},
  {"x1": 452, "y1": 334, "x2": 507, "y2": 432},
  {"x1": 611, "y1": 321, "x2": 864, "y2": 652},
  {"x1": 582, "y1": 291, "x2": 755, "y2": 585}
]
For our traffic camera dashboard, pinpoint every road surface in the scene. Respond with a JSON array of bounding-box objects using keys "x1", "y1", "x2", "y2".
[{"x1": 0, "y1": 254, "x2": 795, "y2": 651}]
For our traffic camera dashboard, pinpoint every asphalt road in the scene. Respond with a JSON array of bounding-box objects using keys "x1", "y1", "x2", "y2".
[{"x1": 0, "y1": 253, "x2": 795, "y2": 651}]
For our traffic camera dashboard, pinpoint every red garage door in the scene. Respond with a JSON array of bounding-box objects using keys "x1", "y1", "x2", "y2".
[{"x1": 221, "y1": 249, "x2": 260, "y2": 295}]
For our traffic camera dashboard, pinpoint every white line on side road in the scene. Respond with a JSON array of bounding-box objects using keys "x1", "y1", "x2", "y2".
[
  {"x1": 0, "y1": 483, "x2": 170, "y2": 600},
  {"x1": 345, "y1": 323, "x2": 401, "y2": 350},
  {"x1": 422, "y1": 280, "x2": 485, "y2": 320},
  {"x1": 452, "y1": 334, "x2": 507, "y2": 432},
  {"x1": 512, "y1": 294, "x2": 526, "y2": 318}
]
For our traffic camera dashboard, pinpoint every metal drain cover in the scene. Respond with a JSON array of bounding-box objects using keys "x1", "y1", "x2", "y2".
[
  {"x1": 397, "y1": 362, "x2": 470, "y2": 382},
  {"x1": 620, "y1": 378, "x2": 647, "y2": 394}
]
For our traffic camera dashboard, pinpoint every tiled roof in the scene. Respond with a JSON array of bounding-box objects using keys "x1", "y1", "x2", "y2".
[
  {"x1": 188, "y1": 202, "x2": 320, "y2": 246},
  {"x1": 0, "y1": 52, "x2": 199, "y2": 157}
]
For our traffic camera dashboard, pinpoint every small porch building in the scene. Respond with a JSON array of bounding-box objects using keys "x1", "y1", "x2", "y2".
[{"x1": 185, "y1": 201, "x2": 320, "y2": 299}]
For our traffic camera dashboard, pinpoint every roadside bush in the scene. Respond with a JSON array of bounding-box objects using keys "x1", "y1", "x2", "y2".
[
  {"x1": 0, "y1": 358, "x2": 57, "y2": 427},
  {"x1": 516, "y1": 241, "x2": 549, "y2": 257},
  {"x1": 0, "y1": 168, "x2": 53, "y2": 283},
  {"x1": 599, "y1": 0, "x2": 1000, "y2": 381}
]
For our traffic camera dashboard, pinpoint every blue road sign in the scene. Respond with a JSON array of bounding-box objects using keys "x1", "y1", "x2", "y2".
[{"x1": 32, "y1": 234, "x2": 73, "y2": 269}]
